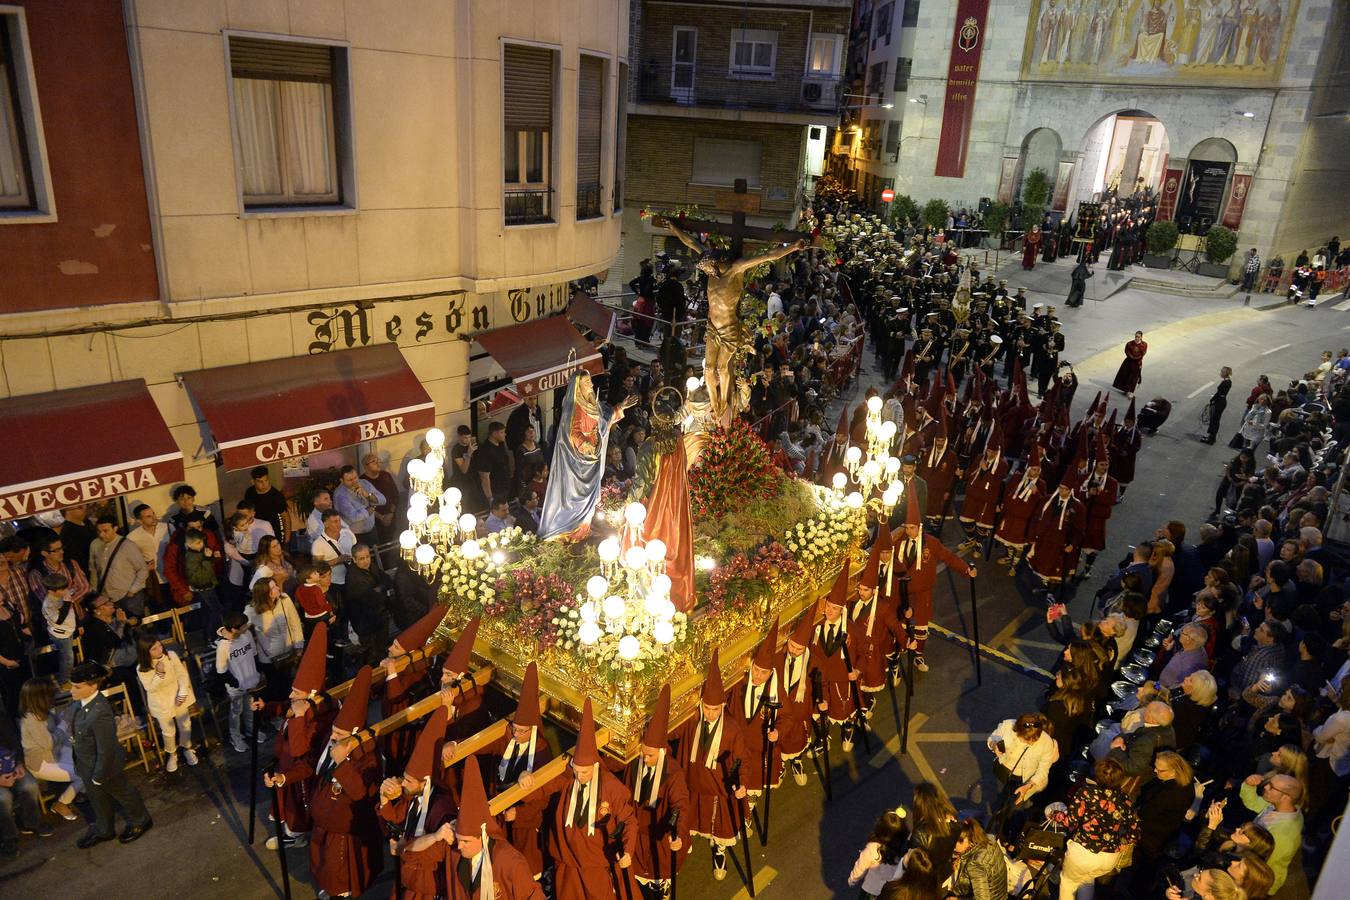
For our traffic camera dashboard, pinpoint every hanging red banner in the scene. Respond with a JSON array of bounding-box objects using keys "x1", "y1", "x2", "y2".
[
  {"x1": 1157, "y1": 167, "x2": 1184, "y2": 221},
  {"x1": 934, "y1": 0, "x2": 991, "y2": 178},
  {"x1": 1221, "y1": 174, "x2": 1252, "y2": 229}
]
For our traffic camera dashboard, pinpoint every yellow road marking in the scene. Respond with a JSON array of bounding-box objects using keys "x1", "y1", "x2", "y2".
[{"x1": 728, "y1": 864, "x2": 779, "y2": 899}]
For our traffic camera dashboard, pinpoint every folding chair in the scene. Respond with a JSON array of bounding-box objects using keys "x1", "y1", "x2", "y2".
[
  {"x1": 191, "y1": 645, "x2": 229, "y2": 746},
  {"x1": 173, "y1": 602, "x2": 203, "y2": 651},
  {"x1": 100, "y1": 682, "x2": 154, "y2": 773}
]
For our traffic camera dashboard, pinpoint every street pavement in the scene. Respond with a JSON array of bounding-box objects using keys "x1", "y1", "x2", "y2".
[{"x1": 1, "y1": 260, "x2": 1338, "y2": 898}]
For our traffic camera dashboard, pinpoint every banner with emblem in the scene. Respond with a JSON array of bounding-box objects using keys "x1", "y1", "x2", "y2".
[
  {"x1": 934, "y1": 0, "x2": 992, "y2": 178},
  {"x1": 1156, "y1": 167, "x2": 1184, "y2": 222},
  {"x1": 1221, "y1": 174, "x2": 1253, "y2": 229}
]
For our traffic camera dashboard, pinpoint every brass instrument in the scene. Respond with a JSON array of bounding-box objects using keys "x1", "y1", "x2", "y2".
[{"x1": 979, "y1": 334, "x2": 1004, "y2": 367}]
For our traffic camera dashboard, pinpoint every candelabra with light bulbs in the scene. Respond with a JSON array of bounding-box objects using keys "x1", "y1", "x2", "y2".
[
  {"x1": 835, "y1": 394, "x2": 905, "y2": 519},
  {"x1": 399, "y1": 427, "x2": 511, "y2": 581}
]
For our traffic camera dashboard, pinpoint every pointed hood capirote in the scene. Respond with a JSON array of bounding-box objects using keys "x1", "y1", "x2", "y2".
[
  {"x1": 573, "y1": 698, "x2": 600, "y2": 767},
  {"x1": 753, "y1": 618, "x2": 780, "y2": 670},
  {"x1": 702, "y1": 648, "x2": 726, "y2": 705},
  {"x1": 860, "y1": 525, "x2": 892, "y2": 591},
  {"x1": 790, "y1": 602, "x2": 818, "y2": 647},
  {"x1": 331, "y1": 665, "x2": 372, "y2": 733},
  {"x1": 514, "y1": 661, "x2": 542, "y2": 728},
  {"x1": 406, "y1": 706, "x2": 448, "y2": 782},
  {"x1": 642, "y1": 683, "x2": 672, "y2": 749},
  {"x1": 394, "y1": 605, "x2": 447, "y2": 655},
  {"x1": 292, "y1": 621, "x2": 328, "y2": 696},
  {"x1": 443, "y1": 616, "x2": 481, "y2": 676}
]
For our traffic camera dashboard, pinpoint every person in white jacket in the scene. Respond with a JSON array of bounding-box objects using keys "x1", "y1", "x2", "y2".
[
  {"x1": 245, "y1": 579, "x2": 304, "y2": 698},
  {"x1": 988, "y1": 713, "x2": 1059, "y2": 836},
  {"x1": 135, "y1": 634, "x2": 197, "y2": 772},
  {"x1": 215, "y1": 612, "x2": 263, "y2": 753}
]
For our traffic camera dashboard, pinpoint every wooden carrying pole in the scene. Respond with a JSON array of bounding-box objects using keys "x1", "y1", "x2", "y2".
[
  {"x1": 488, "y1": 727, "x2": 613, "y2": 816},
  {"x1": 327, "y1": 636, "x2": 452, "y2": 703},
  {"x1": 363, "y1": 665, "x2": 497, "y2": 739}
]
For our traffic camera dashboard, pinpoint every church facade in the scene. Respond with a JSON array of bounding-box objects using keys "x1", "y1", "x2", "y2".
[{"x1": 849, "y1": 0, "x2": 1348, "y2": 261}]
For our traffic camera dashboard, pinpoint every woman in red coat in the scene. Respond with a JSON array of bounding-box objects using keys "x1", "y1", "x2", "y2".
[
  {"x1": 1111, "y1": 331, "x2": 1147, "y2": 396},
  {"x1": 1022, "y1": 225, "x2": 1042, "y2": 270}
]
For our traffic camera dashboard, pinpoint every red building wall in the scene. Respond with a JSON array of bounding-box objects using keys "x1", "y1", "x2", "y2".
[{"x1": 0, "y1": 0, "x2": 158, "y2": 315}]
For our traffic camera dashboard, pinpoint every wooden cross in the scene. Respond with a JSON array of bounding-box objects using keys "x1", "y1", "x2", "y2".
[{"x1": 666, "y1": 178, "x2": 805, "y2": 258}]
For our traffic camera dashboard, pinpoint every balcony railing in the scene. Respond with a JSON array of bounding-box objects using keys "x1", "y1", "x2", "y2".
[
  {"x1": 636, "y1": 59, "x2": 841, "y2": 114},
  {"x1": 576, "y1": 182, "x2": 603, "y2": 220},
  {"x1": 504, "y1": 188, "x2": 553, "y2": 225}
]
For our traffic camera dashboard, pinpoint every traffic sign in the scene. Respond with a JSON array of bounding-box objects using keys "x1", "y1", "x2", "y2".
[{"x1": 881, "y1": 188, "x2": 895, "y2": 202}]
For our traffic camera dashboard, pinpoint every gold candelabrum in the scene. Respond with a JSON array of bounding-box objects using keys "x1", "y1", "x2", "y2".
[{"x1": 835, "y1": 394, "x2": 904, "y2": 517}]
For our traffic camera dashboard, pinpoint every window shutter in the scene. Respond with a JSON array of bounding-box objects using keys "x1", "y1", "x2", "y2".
[
  {"x1": 577, "y1": 56, "x2": 604, "y2": 186},
  {"x1": 504, "y1": 44, "x2": 554, "y2": 131},
  {"x1": 230, "y1": 37, "x2": 333, "y2": 83}
]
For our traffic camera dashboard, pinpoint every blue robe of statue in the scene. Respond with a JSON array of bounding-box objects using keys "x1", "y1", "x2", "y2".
[{"x1": 537, "y1": 373, "x2": 619, "y2": 541}]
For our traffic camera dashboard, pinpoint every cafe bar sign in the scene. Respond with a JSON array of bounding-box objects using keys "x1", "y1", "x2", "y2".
[{"x1": 218, "y1": 406, "x2": 436, "y2": 470}]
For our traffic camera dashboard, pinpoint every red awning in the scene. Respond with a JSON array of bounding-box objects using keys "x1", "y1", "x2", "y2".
[
  {"x1": 567, "y1": 292, "x2": 616, "y2": 343},
  {"x1": 484, "y1": 387, "x2": 523, "y2": 415},
  {"x1": 181, "y1": 344, "x2": 436, "y2": 471},
  {"x1": 474, "y1": 316, "x2": 603, "y2": 399},
  {"x1": 0, "y1": 380, "x2": 184, "y2": 519}
]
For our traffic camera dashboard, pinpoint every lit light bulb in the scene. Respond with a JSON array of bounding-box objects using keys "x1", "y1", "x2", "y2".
[
  {"x1": 686, "y1": 376, "x2": 701, "y2": 393},
  {"x1": 885, "y1": 456, "x2": 901, "y2": 475},
  {"x1": 645, "y1": 539, "x2": 667, "y2": 564},
  {"x1": 603, "y1": 595, "x2": 627, "y2": 620},
  {"x1": 422, "y1": 454, "x2": 438, "y2": 471},
  {"x1": 883, "y1": 487, "x2": 900, "y2": 508},
  {"x1": 696, "y1": 555, "x2": 718, "y2": 571},
  {"x1": 845, "y1": 446, "x2": 862, "y2": 465},
  {"x1": 889, "y1": 480, "x2": 904, "y2": 497},
  {"x1": 644, "y1": 592, "x2": 667, "y2": 617},
  {"x1": 862, "y1": 459, "x2": 881, "y2": 481},
  {"x1": 409, "y1": 491, "x2": 430, "y2": 510},
  {"x1": 579, "y1": 601, "x2": 599, "y2": 623},
  {"x1": 414, "y1": 544, "x2": 435, "y2": 565},
  {"x1": 398, "y1": 530, "x2": 417, "y2": 550},
  {"x1": 425, "y1": 427, "x2": 446, "y2": 450},
  {"x1": 618, "y1": 634, "x2": 641, "y2": 660},
  {"x1": 406, "y1": 459, "x2": 426, "y2": 482},
  {"x1": 624, "y1": 545, "x2": 648, "y2": 570},
  {"x1": 458, "y1": 513, "x2": 477, "y2": 534},
  {"x1": 461, "y1": 539, "x2": 482, "y2": 559},
  {"x1": 443, "y1": 486, "x2": 462, "y2": 507},
  {"x1": 597, "y1": 537, "x2": 621, "y2": 563},
  {"x1": 653, "y1": 620, "x2": 675, "y2": 644},
  {"x1": 846, "y1": 491, "x2": 864, "y2": 508},
  {"x1": 407, "y1": 505, "x2": 428, "y2": 526},
  {"x1": 650, "y1": 573, "x2": 672, "y2": 596},
  {"x1": 578, "y1": 621, "x2": 601, "y2": 645},
  {"x1": 867, "y1": 395, "x2": 883, "y2": 413},
  {"x1": 880, "y1": 421, "x2": 897, "y2": 440},
  {"x1": 624, "y1": 502, "x2": 648, "y2": 527},
  {"x1": 586, "y1": 575, "x2": 610, "y2": 600},
  {"x1": 832, "y1": 471, "x2": 848, "y2": 490},
  {"x1": 491, "y1": 550, "x2": 506, "y2": 565}
]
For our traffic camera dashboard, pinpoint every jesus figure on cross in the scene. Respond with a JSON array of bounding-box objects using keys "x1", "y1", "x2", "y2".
[{"x1": 662, "y1": 219, "x2": 808, "y2": 424}]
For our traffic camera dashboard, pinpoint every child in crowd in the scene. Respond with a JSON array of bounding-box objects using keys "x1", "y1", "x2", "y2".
[
  {"x1": 182, "y1": 528, "x2": 223, "y2": 637},
  {"x1": 215, "y1": 611, "x2": 262, "y2": 753},
  {"x1": 40, "y1": 573, "x2": 77, "y2": 688},
  {"x1": 848, "y1": 807, "x2": 911, "y2": 900}
]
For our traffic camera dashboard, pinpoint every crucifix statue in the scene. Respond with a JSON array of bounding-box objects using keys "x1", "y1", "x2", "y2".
[{"x1": 656, "y1": 178, "x2": 810, "y2": 425}]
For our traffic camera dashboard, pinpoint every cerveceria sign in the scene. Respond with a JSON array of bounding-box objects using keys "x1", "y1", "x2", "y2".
[{"x1": 0, "y1": 455, "x2": 184, "y2": 519}]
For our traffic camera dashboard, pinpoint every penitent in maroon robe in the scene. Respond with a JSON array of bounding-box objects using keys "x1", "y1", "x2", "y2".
[
  {"x1": 444, "y1": 835, "x2": 545, "y2": 900},
  {"x1": 539, "y1": 768, "x2": 643, "y2": 900},
  {"x1": 309, "y1": 741, "x2": 385, "y2": 896}
]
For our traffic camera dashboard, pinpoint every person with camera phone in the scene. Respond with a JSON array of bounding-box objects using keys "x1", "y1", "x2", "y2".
[{"x1": 987, "y1": 713, "x2": 1058, "y2": 838}]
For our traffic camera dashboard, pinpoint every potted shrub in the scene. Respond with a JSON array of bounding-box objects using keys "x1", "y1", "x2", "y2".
[
  {"x1": 1144, "y1": 221, "x2": 1180, "y2": 268},
  {"x1": 922, "y1": 198, "x2": 950, "y2": 232},
  {"x1": 891, "y1": 194, "x2": 919, "y2": 231},
  {"x1": 1201, "y1": 224, "x2": 1238, "y2": 278},
  {"x1": 982, "y1": 201, "x2": 1009, "y2": 249}
]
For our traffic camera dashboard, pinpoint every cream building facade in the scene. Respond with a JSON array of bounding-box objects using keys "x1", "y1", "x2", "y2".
[{"x1": 0, "y1": 0, "x2": 628, "y2": 515}]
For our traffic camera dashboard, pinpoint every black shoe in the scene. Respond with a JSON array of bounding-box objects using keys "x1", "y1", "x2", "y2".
[
  {"x1": 119, "y1": 819, "x2": 153, "y2": 844},
  {"x1": 77, "y1": 831, "x2": 116, "y2": 849},
  {"x1": 17, "y1": 821, "x2": 54, "y2": 838}
]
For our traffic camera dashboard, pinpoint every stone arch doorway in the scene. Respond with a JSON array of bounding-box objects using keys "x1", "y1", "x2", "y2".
[
  {"x1": 1174, "y1": 137, "x2": 1239, "y2": 234},
  {"x1": 1016, "y1": 126, "x2": 1063, "y2": 201},
  {"x1": 1074, "y1": 109, "x2": 1170, "y2": 207}
]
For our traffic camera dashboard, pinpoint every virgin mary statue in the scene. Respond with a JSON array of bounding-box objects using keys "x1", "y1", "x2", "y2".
[{"x1": 538, "y1": 371, "x2": 635, "y2": 541}]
